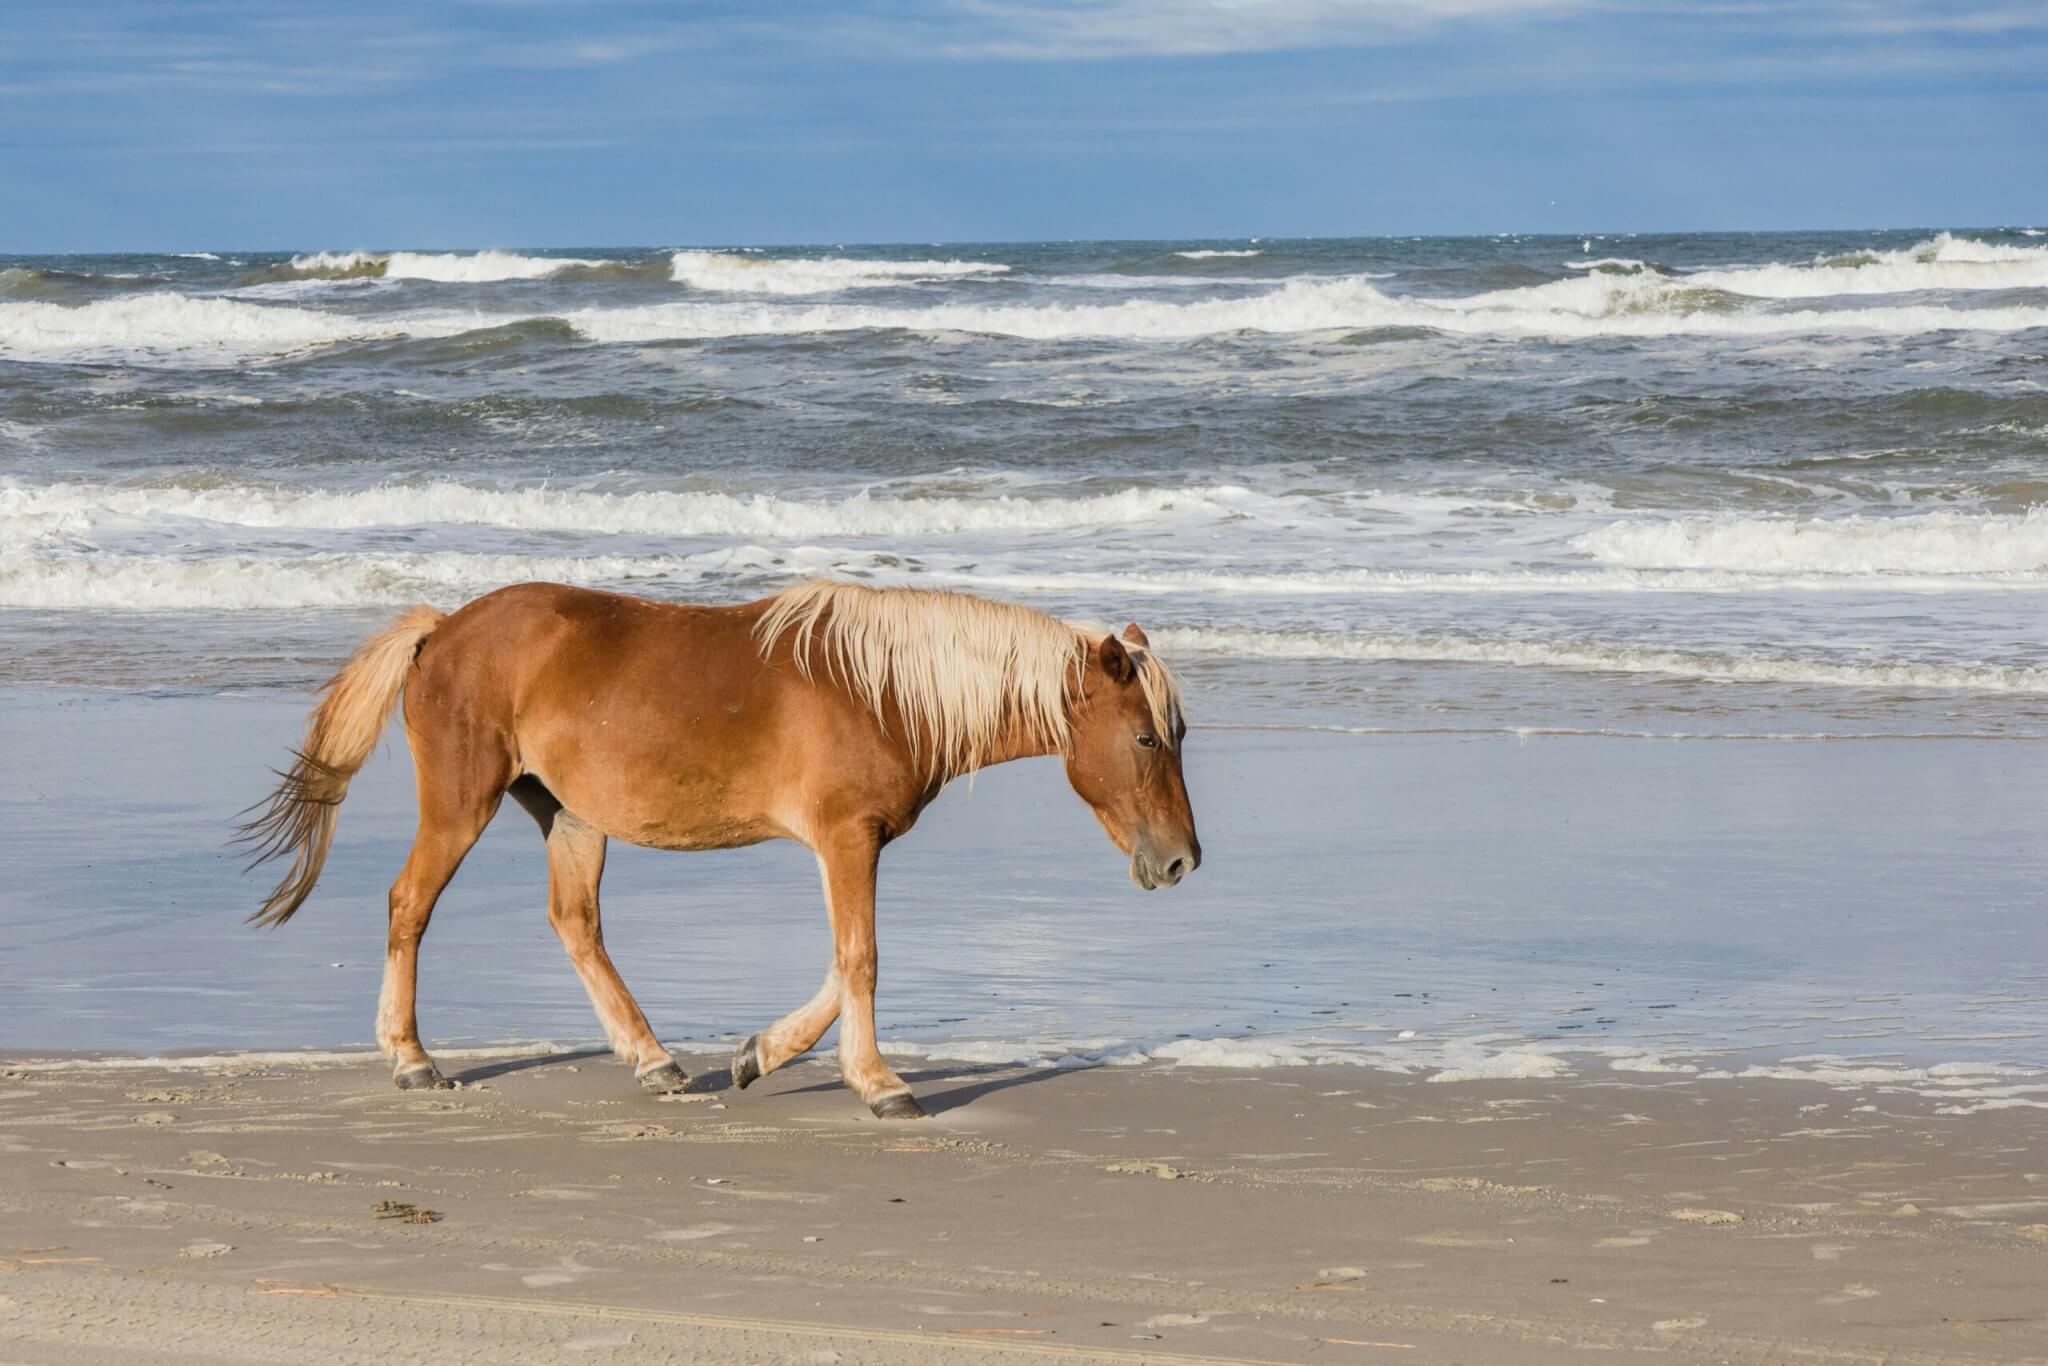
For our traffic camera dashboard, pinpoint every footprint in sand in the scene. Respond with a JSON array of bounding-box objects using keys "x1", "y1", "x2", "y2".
[
  {"x1": 482, "y1": 1254, "x2": 593, "y2": 1288},
  {"x1": 649, "y1": 1222, "x2": 739, "y2": 1242},
  {"x1": 563, "y1": 1330, "x2": 638, "y2": 1352},
  {"x1": 1820, "y1": 1284, "x2": 1880, "y2": 1305},
  {"x1": 1653, "y1": 1316, "x2": 1707, "y2": 1334}
]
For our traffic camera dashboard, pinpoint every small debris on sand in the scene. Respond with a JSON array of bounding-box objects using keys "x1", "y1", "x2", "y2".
[
  {"x1": 1669, "y1": 1208, "x2": 1743, "y2": 1226},
  {"x1": 372, "y1": 1200, "x2": 441, "y2": 1225},
  {"x1": 1103, "y1": 1161, "x2": 1186, "y2": 1180}
]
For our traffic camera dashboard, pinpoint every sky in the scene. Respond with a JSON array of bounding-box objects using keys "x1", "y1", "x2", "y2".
[{"x1": 3, "y1": 1, "x2": 2045, "y2": 252}]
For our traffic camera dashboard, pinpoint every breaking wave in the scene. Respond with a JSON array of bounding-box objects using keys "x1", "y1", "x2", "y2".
[
  {"x1": 0, "y1": 294, "x2": 427, "y2": 362},
  {"x1": 0, "y1": 479, "x2": 1262, "y2": 540},
  {"x1": 0, "y1": 545, "x2": 859, "y2": 611},
  {"x1": 11, "y1": 256, "x2": 2048, "y2": 365},
  {"x1": 1688, "y1": 233, "x2": 2048, "y2": 298},
  {"x1": 668, "y1": 251, "x2": 1011, "y2": 294},
  {"x1": 1175, "y1": 249, "x2": 1262, "y2": 259},
  {"x1": 1150, "y1": 626, "x2": 2048, "y2": 693},
  {"x1": 1577, "y1": 510, "x2": 2048, "y2": 575},
  {"x1": 570, "y1": 274, "x2": 2048, "y2": 344},
  {"x1": 281, "y1": 249, "x2": 611, "y2": 282}
]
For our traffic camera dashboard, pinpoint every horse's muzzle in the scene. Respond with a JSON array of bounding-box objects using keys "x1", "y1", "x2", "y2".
[{"x1": 1131, "y1": 840, "x2": 1200, "y2": 891}]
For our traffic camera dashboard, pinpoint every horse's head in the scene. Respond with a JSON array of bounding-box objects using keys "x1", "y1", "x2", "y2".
[{"x1": 1065, "y1": 624, "x2": 1200, "y2": 890}]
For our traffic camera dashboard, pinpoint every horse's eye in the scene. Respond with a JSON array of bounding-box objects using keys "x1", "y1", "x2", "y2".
[{"x1": 1136, "y1": 732, "x2": 1159, "y2": 749}]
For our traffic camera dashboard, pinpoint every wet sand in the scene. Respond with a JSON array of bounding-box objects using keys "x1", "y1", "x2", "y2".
[{"x1": 3, "y1": 1048, "x2": 2044, "y2": 1364}]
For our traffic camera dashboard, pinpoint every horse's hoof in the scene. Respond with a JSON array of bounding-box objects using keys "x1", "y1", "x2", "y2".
[
  {"x1": 637, "y1": 1060, "x2": 691, "y2": 1094},
  {"x1": 869, "y1": 1092, "x2": 928, "y2": 1120},
  {"x1": 731, "y1": 1035, "x2": 763, "y2": 1090},
  {"x1": 394, "y1": 1064, "x2": 450, "y2": 1091}
]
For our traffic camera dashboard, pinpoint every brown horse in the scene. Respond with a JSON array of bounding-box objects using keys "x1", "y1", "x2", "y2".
[{"x1": 240, "y1": 579, "x2": 1199, "y2": 1118}]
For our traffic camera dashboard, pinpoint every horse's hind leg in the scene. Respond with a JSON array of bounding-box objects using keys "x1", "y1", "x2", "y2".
[
  {"x1": 376, "y1": 769, "x2": 503, "y2": 1090},
  {"x1": 511, "y1": 779, "x2": 686, "y2": 1093}
]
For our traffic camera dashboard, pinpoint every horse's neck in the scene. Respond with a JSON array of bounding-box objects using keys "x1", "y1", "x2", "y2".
[{"x1": 961, "y1": 711, "x2": 1065, "y2": 772}]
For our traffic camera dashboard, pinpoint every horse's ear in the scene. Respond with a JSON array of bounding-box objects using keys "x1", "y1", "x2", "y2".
[
  {"x1": 1121, "y1": 622, "x2": 1151, "y2": 649},
  {"x1": 1097, "y1": 633, "x2": 1136, "y2": 686}
]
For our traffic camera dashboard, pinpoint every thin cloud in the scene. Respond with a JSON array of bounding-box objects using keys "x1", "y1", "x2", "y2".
[{"x1": 927, "y1": 0, "x2": 1594, "y2": 59}]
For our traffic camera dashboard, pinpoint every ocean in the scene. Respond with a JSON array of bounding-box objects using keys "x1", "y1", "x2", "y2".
[
  {"x1": 3, "y1": 231, "x2": 2046, "y2": 1104},
  {"x1": 4, "y1": 229, "x2": 2047, "y2": 736}
]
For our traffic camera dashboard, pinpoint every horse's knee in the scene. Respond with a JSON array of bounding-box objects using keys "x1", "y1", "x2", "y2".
[{"x1": 837, "y1": 957, "x2": 877, "y2": 997}]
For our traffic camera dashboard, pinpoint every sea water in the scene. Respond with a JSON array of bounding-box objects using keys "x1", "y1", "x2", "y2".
[{"x1": 3, "y1": 232, "x2": 2045, "y2": 1102}]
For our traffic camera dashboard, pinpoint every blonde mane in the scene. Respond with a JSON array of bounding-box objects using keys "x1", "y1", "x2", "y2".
[{"x1": 754, "y1": 580, "x2": 1184, "y2": 782}]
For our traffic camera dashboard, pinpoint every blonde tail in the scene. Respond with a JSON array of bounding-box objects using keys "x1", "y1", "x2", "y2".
[{"x1": 238, "y1": 605, "x2": 445, "y2": 927}]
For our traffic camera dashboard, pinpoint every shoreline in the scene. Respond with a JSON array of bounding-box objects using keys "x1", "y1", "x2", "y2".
[
  {"x1": 3, "y1": 1046, "x2": 2045, "y2": 1364},
  {"x1": 5, "y1": 689, "x2": 2046, "y2": 1091}
]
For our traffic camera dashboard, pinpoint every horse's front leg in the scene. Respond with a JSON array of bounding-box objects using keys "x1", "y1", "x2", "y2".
[
  {"x1": 731, "y1": 967, "x2": 839, "y2": 1090},
  {"x1": 814, "y1": 827, "x2": 923, "y2": 1118}
]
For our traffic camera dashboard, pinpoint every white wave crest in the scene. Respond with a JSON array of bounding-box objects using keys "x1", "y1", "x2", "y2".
[
  {"x1": 1174, "y1": 249, "x2": 1261, "y2": 259},
  {"x1": 0, "y1": 545, "x2": 854, "y2": 611},
  {"x1": 1577, "y1": 510, "x2": 2048, "y2": 575},
  {"x1": 933, "y1": 561, "x2": 2047, "y2": 597},
  {"x1": 1685, "y1": 233, "x2": 2048, "y2": 299},
  {"x1": 170, "y1": 252, "x2": 222, "y2": 261},
  {"x1": 1149, "y1": 626, "x2": 2048, "y2": 693},
  {"x1": 573, "y1": 273, "x2": 2048, "y2": 344},
  {"x1": 0, "y1": 295, "x2": 415, "y2": 362},
  {"x1": 287, "y1": 249, "x2": 605, "y2": 281},
  {"x1": 13, "y1": 265, "x2": 2048, "y2": 367},
  {"x1": 0, "y1": 479, "x2": 1258, "y2": 540},
  {"x1": 669, "y1": 251, "x2": 1010, "y2": 295}
]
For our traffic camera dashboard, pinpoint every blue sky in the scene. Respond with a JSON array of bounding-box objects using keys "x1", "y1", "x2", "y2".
[{"x1": 4, "y1": 1, "x2": 2044, "y2": 251}]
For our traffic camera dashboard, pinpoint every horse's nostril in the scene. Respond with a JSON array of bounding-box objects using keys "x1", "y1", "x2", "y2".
[{"x1": 1166, "y1": 857, "x2": 1189, "y2": 881}]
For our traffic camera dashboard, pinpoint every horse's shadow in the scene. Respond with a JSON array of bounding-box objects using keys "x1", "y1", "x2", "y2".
[
  {"x1": 450, "y1": 1047, "x2": 611, "y2": 1084},
  {"x1": 449, "y1": 1050, "x2": 1087, "y2": 1115},
  {"x1": 774, "y1": 1062, "x2": 1093, "y2": 1115}
]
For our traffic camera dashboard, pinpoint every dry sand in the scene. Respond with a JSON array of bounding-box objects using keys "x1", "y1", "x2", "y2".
[{"x1": 2, "y1": 1048, "x2": 2044, "y2": 1364}]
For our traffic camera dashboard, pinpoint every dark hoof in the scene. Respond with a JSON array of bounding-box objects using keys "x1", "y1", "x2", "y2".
[
  {"x1": 637, "y1": 1060, "x2": 691, "y2": 1094},
  {"x1": 394, "y1": 1064, "x2": 450, "y2": 1091},
  {"x1": 870, "y1": 1092, "x2": 928, "y2": 1120},
  {"x1": 731, "y1": 1035, "x2": 763, "y2": 1091}
]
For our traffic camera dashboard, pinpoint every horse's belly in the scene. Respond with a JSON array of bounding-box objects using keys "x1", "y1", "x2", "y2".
[{"x1": 534, "y1": 761, "x2": 789, "y2": 853}]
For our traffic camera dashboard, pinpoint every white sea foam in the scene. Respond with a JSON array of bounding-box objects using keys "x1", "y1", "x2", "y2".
[
  {"x1": 0, "y1": 545, "x2": 856, "y2": 611},
  {"x1": 0, "y1": 479, "x2": 1260, "y2": 540},
  {"x1": 288, "y1": 249, "x2": 606, "y2": 282},
  {"x1": 936, "y1": 561, "x2": 2048, "y2": 597},
  {"x1": 0, "y1": 295, "x2": 420, "y2": 362},
  {"x1": 1687, "y1": 233, "x2": 2048, "y2": 298},
  {"x1": 11, "y1": 267, "x2": 2048, "y2": 366},
  {"x1": 1148, "y1": 626, "x2": 2048, "y2": 693},
  {"x1": 569, "y1": 274, "x2": 2048, "y2": 345},
  {"x1": 1578, "y1": 510, "x2": 2048, "y2": 576},
  {"x1": 6, "y1": 1043, "x2": 574, "y2": 1072},
  {"x1": 669, "y1": 251, "x2": 1010, "y2": 295},
  {"x1": 170, "y1": 252, "x2": 222, "y2": 261},
  {"x1": 1174, "y1": 249, "x2": 1262, "y2": 259}
]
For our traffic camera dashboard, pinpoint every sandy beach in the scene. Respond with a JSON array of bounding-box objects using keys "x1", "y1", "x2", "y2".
[{"x1": 3, "y1": 1047, "x2": 2045, "y2": 1364}]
